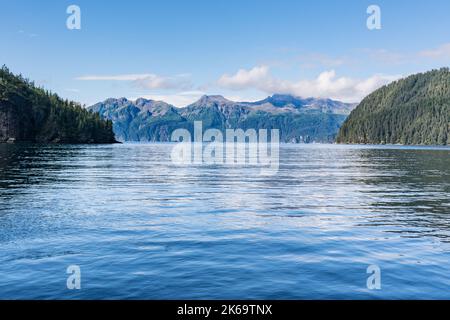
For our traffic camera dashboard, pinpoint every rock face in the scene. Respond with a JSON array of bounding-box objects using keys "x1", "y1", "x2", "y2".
[
  {"x1": 89, "y1": 95, "x2": 356, "y2": 143},
  {"x1": 0, "y1": 102, "x2": 18, "y2": 142},
  {"x1": 0, "y1": 101, "x2": 33, "y2": 143},
  {"x1": 0, "y1": 66, "x2": 117, "y2": 144}
]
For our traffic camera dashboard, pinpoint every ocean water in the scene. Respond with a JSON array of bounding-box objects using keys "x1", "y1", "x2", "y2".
[{"x1": 0, "y1": 143, "x2": 449, "y2": 299}]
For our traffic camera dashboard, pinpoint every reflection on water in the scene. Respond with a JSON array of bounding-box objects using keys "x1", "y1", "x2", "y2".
[{"x1": 0, "y1": 143, "x2": 449, "y2": 299}]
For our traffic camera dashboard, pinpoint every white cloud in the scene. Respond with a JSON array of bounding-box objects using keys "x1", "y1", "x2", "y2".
[
  {"x1": 17, "y1": 29, "x2": 39, "y2": 38},
  {"x1": 419, "y1": 43, "x2": 450, "y2": 59},
  {"x1": 76, "y1": 74, "x2": 152, "y2": 81},
  {"x1": 365, "y1": 49, "x2": 407, "y2": 64},
  {"x1": 76, "y1": 73, "x2": 192, "y2": 90},
  {"x1": 218, "y1": 66, "x2": 270, "y2": 90},
  {"x1": 364, "y1": 43, "x2": 450, "y2": 64},
  {"x1": 136, "y1": 74, "x2": 192, "y2": 90},
  {"x1": 129, "y1": 91, "x2": 206, "y2": 107},
  {"x1": 217, "y1": 66, "x2": 400, "y2": 102}
]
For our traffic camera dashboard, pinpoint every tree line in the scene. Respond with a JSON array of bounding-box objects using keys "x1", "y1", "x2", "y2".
[
  {"x1": 337, "y1": 68, "x2": 450, "y2": 146},
  {"x1": 0, "y1": 65, "x2": 116, "y2": 143}
]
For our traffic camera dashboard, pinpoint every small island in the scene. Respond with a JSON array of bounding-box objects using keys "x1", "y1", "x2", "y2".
[{"x1": 0, "y1": 66, "x2": 117, "y2": 144}]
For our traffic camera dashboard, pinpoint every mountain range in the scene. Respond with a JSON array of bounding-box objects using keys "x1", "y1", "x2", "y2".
[
  {"x1": 89, "y1": 94, "x2": 356, "y2": 143},
  {"x1": 2, "y1": 64, "x2": 448, "y2": 146}
]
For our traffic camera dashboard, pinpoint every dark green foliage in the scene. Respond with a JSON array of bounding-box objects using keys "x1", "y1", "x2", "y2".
[
  {"x1": 0, "y1": 65, "x2": 116, "y2": 143},
  {"x1": 337, "y1": 68, "x2": 450, "y2": 145},
  {"x1": 238, "y1": 112, "x2": 346, "y2": 143}
]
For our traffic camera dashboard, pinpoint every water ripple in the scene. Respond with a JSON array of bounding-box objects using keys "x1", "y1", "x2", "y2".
[{"x1": 0, "y1": 143, "x2": 449, "y2": 299}]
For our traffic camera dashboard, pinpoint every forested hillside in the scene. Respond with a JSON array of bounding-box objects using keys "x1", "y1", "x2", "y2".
[
  {"x1": 0, "y1": 66, "x2": 116, "y2": 143},
  {"x1": 337, "y1": 68, "x2": 450, "y2": 145}
]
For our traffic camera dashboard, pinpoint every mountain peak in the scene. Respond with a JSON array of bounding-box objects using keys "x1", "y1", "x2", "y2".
[
  {"x1": 89, "y1": 92, "x2": 355, "y2": 143},
  {"x1": 196, "y1": 95, "x2": 231, "y2": 104},
  {"x1": 102, "y1": 97, "x2": 129, "y2": 105},
  {"x1": 200, "y1": 95, "x2": 230, "y2": 102},
  {"x1": 135, "y1": 97, "x2": 153, "y2": 105},
  {"x1": 253, "y1": 94, "x2": 305, "y2": 108},
  {"x1": 270, "y1": 93, "x2": 301, "y2": 100}
]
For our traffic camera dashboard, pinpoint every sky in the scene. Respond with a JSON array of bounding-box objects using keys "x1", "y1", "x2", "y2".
[{"x1": 1, "y1": 0, "x2": 450, "y2": 107}]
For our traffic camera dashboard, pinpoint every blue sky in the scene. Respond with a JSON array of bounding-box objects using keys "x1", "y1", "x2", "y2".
[{"x1": 1, "y1": 0, "x2": 450, "y2": 106}]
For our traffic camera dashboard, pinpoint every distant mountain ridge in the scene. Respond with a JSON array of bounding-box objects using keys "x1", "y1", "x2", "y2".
[{"x1": 89, "y1": 94, "x2": 356, "y2": 143}]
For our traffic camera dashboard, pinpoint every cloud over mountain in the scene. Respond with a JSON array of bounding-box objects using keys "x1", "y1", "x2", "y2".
[
  {"x1": 420, "y1": 43, "x2": 450, "y2": 59},
  {"x1": 218, "y1": 66, "x2": 400, "y2": 103},
  {"x1": 76, "y1": 73, "x2": 192, "y2": 90}
]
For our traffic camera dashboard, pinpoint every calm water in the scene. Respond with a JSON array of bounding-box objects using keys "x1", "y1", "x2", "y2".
[{"x1": 0, "y1": 143, "x2": 449, "y2": 299}]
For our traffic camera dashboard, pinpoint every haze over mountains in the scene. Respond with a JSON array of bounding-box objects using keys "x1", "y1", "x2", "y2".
[{"x1": 89, "y1": 94, "x2": 356, "y2": 143}]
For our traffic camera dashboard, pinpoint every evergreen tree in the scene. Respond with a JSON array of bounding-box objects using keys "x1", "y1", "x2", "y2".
[
  {"x1": 337, "y1": 68, "x2": 450, "y2": 146},
  {"x1": 0, "y1": 65, "x2": 117, "y2": 143}
]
